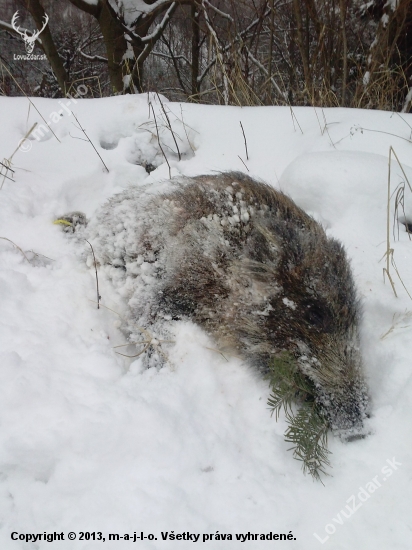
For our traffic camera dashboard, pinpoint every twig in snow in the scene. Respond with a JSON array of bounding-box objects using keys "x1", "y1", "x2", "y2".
[
  {"x1": 393, "y1": 111, "x2": 412, "y2": 140},
  {"x1": 27, "y1": 250, "x2": 54, "y2": 262},
  {"x1": 238, "y1": 155, "x2": 249, "y2": 171},
  {"x1": 0, "y1": 61, "x2": 60, "y2": 142},
  {"x1": 289, "y1": 106, "x2": 304, "y2": 134},
  {"x1": 88, "y1": 300, "x2": 119, "y2": 317},
  {"x1": 0, "y1": 161, "x2": 14, "y2": 173},
  {"x1": 150, "y1": 102, "x2": 171, "y2": 178},
  {"x1": 180, "y1": 104, "x2": 195, "y2": 153},
  {"x1": 114, "y1": 325, "x2": 174, "y2": 359},
  {"x1": 0, "y1": 159, "x2": 14, "y2": 188},
  {"x1": 351, "y1": 125, "x2": 412, "y2": 144},
  {"x1": 1, "y1": 123, "x2": 39, "y2": 190},
  {"x1": 68, "y1": 133, "x2": 88, "y2": 142},
  {"x1": 321, "y1": 109, "x2": 336, "y2": 149},
  {"x1": 71, "y1": 113, "x2": 109, "y2": 173},
  {"x1": 203, "y1": 345, "x2": 229, "y2": 362},
  {"x1": 382, "y1": 146, "x2": 412, "y2": 300},
  {"x1": 380, "y1": 310, "x2": 412, "y2": 340},
  {"x1": 156, "y1": 92, "x2": 181, "y2": 160},
  {"x1": 313, "y1": 107, "x2": 323, "y2": 134},
  {"x1": 239, "y1": 121, "x2": 249, "y2": 160},
  {"x1": 0, "y1": 237, "x2": 30, "y2": 262},
  {"x1": 85, "y1": 240, "x2": 101, "y2": 309}
]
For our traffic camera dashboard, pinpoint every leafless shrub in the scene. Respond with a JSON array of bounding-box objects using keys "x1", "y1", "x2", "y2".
[{"x1": 0, "y1": 0, "x2": 410, "y2": 112}]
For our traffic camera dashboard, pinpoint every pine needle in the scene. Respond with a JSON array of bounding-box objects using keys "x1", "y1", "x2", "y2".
[
  {"x1": 267, "y1": 351, "x2": 331, "y2": 481},
  {"x1": 285, "y1": 406, "x2": 331, "y2": 483}
]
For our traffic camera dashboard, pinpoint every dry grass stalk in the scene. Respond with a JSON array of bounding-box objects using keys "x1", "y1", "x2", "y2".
[
  {"x1": 0, "y1": 237, "x2": 30, "y2": 262},
  {"x1": 85, "y1": 240, "x2": 101, "y2": 309},
  {"x1": 239, "y1": 121, "x2": 249, "y2": 160},
  {"x1": 149, "y1": 102, "x2": 171, "y2": 177},
  {"x1": 380, "y1": 310, "x2": 412, "y2": 340},
  {"x1": 383, "y1": 146, "x2": 412, "y2": 300},
  {"x1": 156, "y1": 92, "x2": 182, "y2": 160},
  {"x1": 0, "y1": 61, "x2": 60, "y2": 142},
  {"x1": 71, "y1": 113, "x2": 109, "y2": 173}
]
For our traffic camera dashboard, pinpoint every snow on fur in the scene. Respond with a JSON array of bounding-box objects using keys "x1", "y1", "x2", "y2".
[{"x1": 76, "y1": 171, "x2": 369, "y2": 438}]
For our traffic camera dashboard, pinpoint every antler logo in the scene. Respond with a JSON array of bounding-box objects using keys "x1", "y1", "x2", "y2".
[{"x1": 11, "y1": 11, "x2": 49, "y2": 54}]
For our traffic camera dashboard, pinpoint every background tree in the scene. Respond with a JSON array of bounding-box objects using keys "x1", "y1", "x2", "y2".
[{"x1": 0, "y1": 0, "x2": 411, "y2": 112}]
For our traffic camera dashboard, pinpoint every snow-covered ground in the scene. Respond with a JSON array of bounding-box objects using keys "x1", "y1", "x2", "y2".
[{"x1": 0, "y1": 94, "x2": 411, "y2": 549}]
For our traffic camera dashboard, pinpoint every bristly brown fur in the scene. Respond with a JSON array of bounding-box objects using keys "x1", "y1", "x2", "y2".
[{"x1": 71, "y1": 171, "x2": 369, "y2": 438}]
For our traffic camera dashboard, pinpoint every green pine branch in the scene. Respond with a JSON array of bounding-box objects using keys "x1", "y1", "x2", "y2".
[{"x1": 267, "y1": 352, "x2": 331, "y2": 482}]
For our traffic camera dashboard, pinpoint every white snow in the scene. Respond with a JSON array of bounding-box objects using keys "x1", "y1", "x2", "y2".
[
  {"x1": 363, "y1": 71, "x2": 370, "y2": 86},
  {"x1": 0, "y1": 93, "x2": 411, "y2": 549}
]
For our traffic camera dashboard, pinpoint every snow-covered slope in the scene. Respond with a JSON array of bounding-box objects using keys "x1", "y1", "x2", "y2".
[{"x1": 0, "y1": 94, "x2": 411, "y2": 549}]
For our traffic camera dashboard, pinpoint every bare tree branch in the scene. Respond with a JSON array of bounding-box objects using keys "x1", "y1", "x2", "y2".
[
  {"x1": 79, "y1": 50, "x2": 108, "y2": 63},
  {"x1": 68, "y1": 0, "x2": 101, "y2": 17}
]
